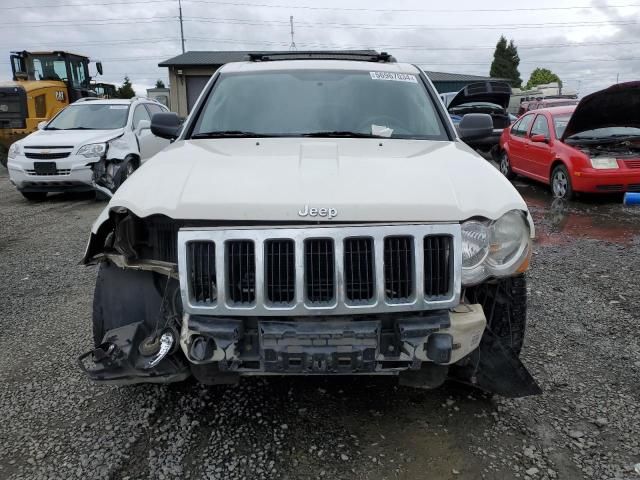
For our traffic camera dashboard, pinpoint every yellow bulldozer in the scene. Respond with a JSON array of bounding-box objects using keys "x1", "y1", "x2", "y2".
[{"x1": 0, "y1": 50, "x2": 103, "y2": 166}]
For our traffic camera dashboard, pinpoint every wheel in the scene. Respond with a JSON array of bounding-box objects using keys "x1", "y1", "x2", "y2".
[
  {"x1": 113, "y1": 156, "x2": 138, "y2": 191},
  {"x1": 465, "y1": 274, "x2": 527, "y2": 356},
  {"x1": 20, "y1": 191, "x2": 47, "y2": 201},
  {"x1": 499, "y1": 151, "x2": 515, "y2": 180},
  {"x1": 551, "y1": 164, "x2": 573, "y2": 200}
]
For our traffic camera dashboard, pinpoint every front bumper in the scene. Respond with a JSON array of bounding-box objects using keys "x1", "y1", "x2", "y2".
[
  {"x1": 8, "y1": 154, "x2": 96, "y2": 192},
  {"x1": 79, "y1": 306, "x2": 487, "y2": 385},
  {"x1": 180, "y1": 305, "x2": 486, "y2": 373},
  {"x1": 572, "y1": 168, "x2": 640, "y2": 193}
]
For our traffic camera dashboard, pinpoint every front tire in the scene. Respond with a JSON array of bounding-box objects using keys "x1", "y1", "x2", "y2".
[
  {"x1": 20, "y1": 191, "x2": 47, "y2": 202},
  {"x1": 551, "y1": 164, "x2": 574, "y2": 200}
]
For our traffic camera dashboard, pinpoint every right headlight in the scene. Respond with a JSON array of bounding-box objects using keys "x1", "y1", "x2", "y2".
[
  {"x1": 462, "y1": 210, "x2": 531, "y2": 286},
  {"x1": 77, "y1": 142, "x2": 106, "y2": 158},
  {"x1": 7, "y1": 142, "x2": 21, "y2": 159}
]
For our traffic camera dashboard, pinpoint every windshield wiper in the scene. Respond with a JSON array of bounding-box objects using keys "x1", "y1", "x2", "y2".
[
  {"x1": 191, "y1": 130, "x2": 273, "y2": 138},
  {"x1": 301, "y1": 131, "x2": 379, "y2": 138},
  {"x1": 67, "y1": 127, "x2": 100, "y2": 130}
]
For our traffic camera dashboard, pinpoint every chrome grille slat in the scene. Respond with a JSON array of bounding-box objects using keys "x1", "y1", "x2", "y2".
[
  {"x1": 344, "y1": 237, "x2": 375, "y2": 303},
  {"x1": 187, "y1": 241, "x2": 216, "y2": 303},
  {"x1": 265, "y1": 239, "x2": 295, "y2": 304},
  {"x1": 178, "y1": 224, "x2": 461, "y2": 316},
  {"x1": 305, "y1": 239, "x2": 335, "y2": 303},
  {"x1": 384, "y1": 236, "x2": 414, "y2": 301},
  {"x1": 226, "y1": 240, "x2": 256, "y2": 305}
]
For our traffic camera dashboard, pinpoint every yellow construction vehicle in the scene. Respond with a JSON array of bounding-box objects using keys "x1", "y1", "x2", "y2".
[{"x1": 0, "y1": 51, "x2": 103, "y2": 166}]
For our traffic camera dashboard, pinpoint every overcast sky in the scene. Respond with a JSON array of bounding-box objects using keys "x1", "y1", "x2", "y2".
[{"x1": 1, "y1": 0, "x2": 638, "y2": 96}]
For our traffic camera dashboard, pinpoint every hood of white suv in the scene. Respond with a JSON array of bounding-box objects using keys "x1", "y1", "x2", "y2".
[
  {"x1": 100, "y1": 138, "x2": 529, "y2": 226},
  {"x1": 21, "y1": 128, "x2": 124, "y2": 148}
]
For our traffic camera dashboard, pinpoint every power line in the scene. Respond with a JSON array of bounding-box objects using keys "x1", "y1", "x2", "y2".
[
  {"x1": 3, "y1": 12, "x2": 638, "y2": 30},
  {"x1": 2, "y1": 0, "x2": 639, "y2": 12},
  {"x1": 183, "y1": 36, "x2": 640, "y2": 51},
  {"x1": 183, "y1": 16, "x2": 640, "y2": 31},
  {"x1": 0, "y1": 17, "x2": 176, "y2": 27}
]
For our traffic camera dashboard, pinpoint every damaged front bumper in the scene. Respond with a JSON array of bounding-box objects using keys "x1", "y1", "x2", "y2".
[
  {"x1": 78, "y1": 305, "x2": 540, "y2": 396},
  {"x1": 179, "y1": 305, "x2": 486, "y2": 373},
  {"x1": 78, "y1": 322, "x2": 190, "y2": 385}
]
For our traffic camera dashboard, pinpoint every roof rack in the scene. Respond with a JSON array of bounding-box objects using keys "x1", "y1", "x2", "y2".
[
  {"x1": 245, "y1": 51, "x2": 396, "y2": 63},
  {"x1": 74, "y1": 97, "x2": 104, "y2": 103}
]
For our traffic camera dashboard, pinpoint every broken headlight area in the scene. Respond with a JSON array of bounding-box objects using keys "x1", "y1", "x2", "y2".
[
  {"x1": 84, "y1": 210, "x2": 180, "y2": 266},
  {"x1": 78, "y1": 322, "x2": 189, "y2": 385}
]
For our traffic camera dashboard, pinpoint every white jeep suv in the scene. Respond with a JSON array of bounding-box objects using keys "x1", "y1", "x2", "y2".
[
  {"x1": 7, "y1": 97, "x2": 170, "y2": 201},
  {"x1": 79, "y1": 52, "x2": 539, "y2": 397}
]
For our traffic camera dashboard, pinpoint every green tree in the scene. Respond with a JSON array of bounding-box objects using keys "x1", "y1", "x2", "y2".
[
  {"x1": 116, "y1": 76, "x2": 135, "y2": 99},
  {"x1": 490, "y1": 36, "x2": 522, "y2": 88},
  {"x1": 525, "y1": 68, "x2": 562, "y2": 90},
  {"x1": 155, "y1": 79, "x2": 166, "y2": 88}
]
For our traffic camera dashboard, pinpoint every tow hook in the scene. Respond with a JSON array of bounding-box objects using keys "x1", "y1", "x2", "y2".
[{"x1": 144, "y1": 330, "x2": 176, "y2": 369}]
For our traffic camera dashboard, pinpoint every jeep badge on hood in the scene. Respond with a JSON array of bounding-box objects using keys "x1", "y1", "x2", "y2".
[{"x1": 298, "y1": 205, "x2": 338, "y2": 219}]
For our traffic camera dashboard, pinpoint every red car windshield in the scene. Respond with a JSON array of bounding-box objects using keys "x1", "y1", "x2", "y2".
[{"x1": 553, "y1": 115, "x2": 571, "y2": 138}]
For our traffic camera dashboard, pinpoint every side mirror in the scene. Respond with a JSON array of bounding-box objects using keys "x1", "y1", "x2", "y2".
[
  {"x1": 458, "y1": 113, "x2": 493, "y2": 142},
  {"x1": 37, "y1": 121, "x2": 47, "y2": 130},
  {"x1": 151, "y1": 112, "x2": 181, "y2": 140},
  {"x1": 530, "y1": 134, "x2": 548, "y2": 143},
  {"x1": 136, "y1": 119, "x2": 151, "y2": 133},
  {"x1": 96, "y1": 61, "x2": 103, "y2": 76}
]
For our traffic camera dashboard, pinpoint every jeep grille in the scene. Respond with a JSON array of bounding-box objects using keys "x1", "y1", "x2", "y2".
[{"x1": 179, "y1": 224, "x2": 461, "y2": 316}]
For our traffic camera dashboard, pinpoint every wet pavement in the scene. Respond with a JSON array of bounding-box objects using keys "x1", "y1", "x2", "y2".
[{"x1": 515, "y1": 179, "x2": 640, "y2": 246}]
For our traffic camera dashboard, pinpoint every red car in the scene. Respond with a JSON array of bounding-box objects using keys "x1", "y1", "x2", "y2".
[{"x1": 499, "y1": 82, "x2": 640, "y2": 199}]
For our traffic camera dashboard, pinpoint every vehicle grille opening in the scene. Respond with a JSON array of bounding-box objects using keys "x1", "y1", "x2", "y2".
[
  {"x1": 188, "y1": 241, "x2": 216, "y2": 304},
  {"x1": 226, "y1": 240, "x2": 256, "y2": 304},
  {"x1": 624, "y1": 160, "x2": 640, "y2": 169},
  {"x1": 629, "y1": 184, "x2": 640, "y2": 192},
  {"x1": 305, "y1": 239, "x2": 335, "y2": 303},
  {"x1": 596, "y1": 184, "x2": 623, "y2": 192},
  {"x1": 344, "y1": 237, "x2": 375, "y2": 303},
  {"x1": 424, "y1": 235, "x2": 452, "y2": 298},
  {"x1": 384, "y1": 236, "x2": 414, "y2": 301},
  {"x1": 265, "y1": 239, "x2": 295, "y2": 304},
  {"x1": 25, "y1": 152, "x2": 71, "y2": 160}
]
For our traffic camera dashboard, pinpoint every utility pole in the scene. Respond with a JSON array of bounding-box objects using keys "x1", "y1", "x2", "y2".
[
  {"x1": 289, "y1": 16, "x2": 296, "y2": 51},
  {"x1": 616, "y1": 73, "x2": 619, "y2": 84},
  {"x1": 178, "y1": 0, "x2": 185, "y2": 54}
]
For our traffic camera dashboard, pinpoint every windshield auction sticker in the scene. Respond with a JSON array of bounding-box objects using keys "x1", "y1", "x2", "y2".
[{"x1": 369, "y1": 72, "x2": 418, "y2": 83}]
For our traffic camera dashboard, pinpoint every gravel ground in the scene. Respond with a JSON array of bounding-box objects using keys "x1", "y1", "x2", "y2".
[{"x1": 1, "y1": 168, "x2": 639, "y2": 480}]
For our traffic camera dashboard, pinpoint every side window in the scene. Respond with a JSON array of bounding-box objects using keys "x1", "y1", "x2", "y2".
[
  {"x1": 531, "y1": 115, "x2": 550, "y2": 139},
  {"x1": 69, "y1": 59, "x2": 87, "y2": 88},
  {"x1": 144, "y1": 103, "x2": 165, "y2": 117},
  {"x1": 511, "y1": 114, "x2": 534, "y2": 137},
  {"x1": 132, "y1": 105, "x2": 151, "y2": 130}
]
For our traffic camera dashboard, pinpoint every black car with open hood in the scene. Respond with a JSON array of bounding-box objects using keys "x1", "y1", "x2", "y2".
[{"x1": 448, "y1": 81, "x2": 513, "y2": 153}]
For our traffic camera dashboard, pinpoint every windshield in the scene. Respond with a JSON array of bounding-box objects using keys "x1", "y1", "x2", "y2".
[
  {"x1": 46, "y1": 104, "x2": 130, "y2": 130},
  {"x1": 191, "y1": 70, "x2": 448, "y2": 140},
  {"x1": 566, "y1": 126, "x2": 640, "y2": 140},
  {"x1": 553, "y1": 115, "x2": 571, "y2": 138}
]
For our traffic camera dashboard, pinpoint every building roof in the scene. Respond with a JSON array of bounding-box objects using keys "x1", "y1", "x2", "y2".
[
  {"x1": 422, "y1": 70, "x2": 502, "y2": 82},
  {"x1": 158, "y1": 51, "x2": 510, "y2": 84},
  {"x1": 158, "y1": 50, "x2": 380, "y2": 67}
]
